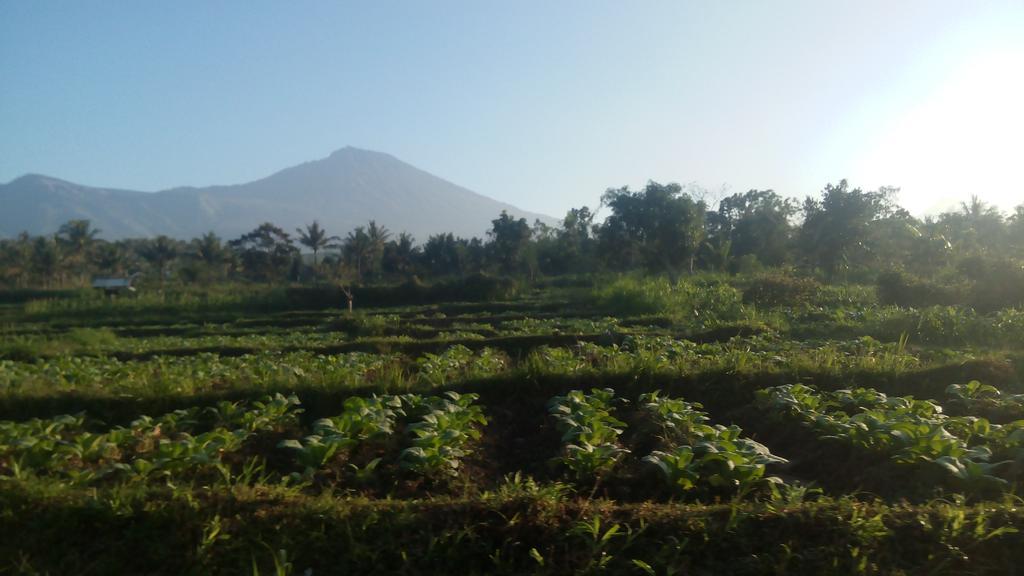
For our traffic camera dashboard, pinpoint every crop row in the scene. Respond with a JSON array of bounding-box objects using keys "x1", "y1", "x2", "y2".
[
  {"x1": 2, "y1": 314, "x2": 630, "y2": 358},
  {"x1": 0, "y1": 335, "x2": 935, "y2": 398},
  {"x1": 548, "y1": 388, "x2": 786, "y2": 496},
  {"x1": 0, "y1": 345, "x2": 506, "y2": 396},
  {"x1": 0, "y1": 391, "x2": 488, "y2": 487},
  {"x1": 279, "y1": 391, "x2": 487, "y2": 481},
  {"x1": 0, "y1": 394, "x2": 300, "y2": 485},
  {"x1": 756, "y1": 384, "x2": 1024, "y2": 492},
  {"x1": 3, "y1": 385, "x2": 787, "y2": 496},
  {"x1": 946, "y1": 380, "x2": 1024, "y2": 419},
  {"x1": 528, "y1": 334, "x2": 926, "y2": 377}
]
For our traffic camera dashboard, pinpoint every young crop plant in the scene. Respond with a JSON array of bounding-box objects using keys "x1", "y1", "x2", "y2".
[
  {"x1": 127, "y1": 427, "x2": 250, "y2": 479},
  {"x1": 277, "y1": 434, "x2": 354, "y2": 473},
  {"x1": 398, "y1": 391, "x2": 487, "y2": 479},
  {"x1": 277, "y1": 392, "x2": 487, "y2": 481},
  {"x1": 0, "y1": 350, "x2": 407, "y2": 397},
  {"x1": 111, "y1": 395, "x2": 304, "y2": 483},
  {"x1": 208, "y1": 393, "x2": 302, "y2": 432},
  {"x1": 548, "y1": 388, "x2": 630, "y2": 481},
  {"x1": 280, "y1": 394, "x2": 404, "y2": 478},
  {"x1": 524, "y1": 345, "x2": 596, "y2": 376},
  {"x1": 0, "y1": 394, "x2": 305, "y2": 485},
  {"x1": 415, "y1": 345, "x2": 507, "y2": 387},
  {"x1": 311, "y1": 394, "x2": 405, "y2": 440},
  {"x1": 637, "y1": 390, "x2": 711, "y2": 443},
  {"x1": 756, "y1": 384, "x2": 1015, "y2": 493},
  {"x1": 639, "y1": 390, "x2": 786, "y2": 495},
  {"x1": 946, "y1": 380, "x2": 1024, "y2": 419}
]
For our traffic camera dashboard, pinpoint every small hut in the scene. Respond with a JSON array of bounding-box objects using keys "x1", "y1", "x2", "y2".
[{"x1": 91, "y1": 273, "x2": 140, "y2": 296}]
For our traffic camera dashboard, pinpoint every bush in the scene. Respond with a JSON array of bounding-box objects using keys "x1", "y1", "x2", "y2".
[
  {"x1": 284, "y1": 273, "x2": 519, "y2": 310},
  {"x1": 0, "y1": 289, "x2": 82, "y2": 305},
  {"x1": 876, "y1": 270, "x2": 966, "y2": 308},
  {"x1": 328, "y1": 313, "x2": 402, "y2": 337},
  {"x1": 742, "y1": 274, "x2": 822, "y2": 308},
  {"x1": 591, "y1": 277, "x2": 742, "y2": 325},
  {"x1": 64, "y1": 327, "x2": 119, "y2": 350},
  {"x1": 964, "y1": 259, "x2": 1024, "y2": 313},
  {"x1": 0, "y1": 327, "x2": 119, "y2": 360}
]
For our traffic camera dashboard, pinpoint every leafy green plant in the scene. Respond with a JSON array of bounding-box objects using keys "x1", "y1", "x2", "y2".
[
  {"x1": 548, "y1": 388, "x2": 630, "y2": 480},
  {"x1": 641, "y1": 391, "x2": 785, "y2": 494},
  {"x1": 757, "y1": 384, "x2": 1015, "y2": 491},
  {"x1": 399, "y1": 392, "x2": 487, "y2": 478}
]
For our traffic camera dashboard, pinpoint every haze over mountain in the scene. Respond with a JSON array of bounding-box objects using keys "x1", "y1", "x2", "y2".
[{"x1": 0, "y1": 147, "x2": 554, "y2": 241}]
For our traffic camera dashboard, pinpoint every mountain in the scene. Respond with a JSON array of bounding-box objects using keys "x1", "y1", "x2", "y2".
[{"x1": 0, "y1": 147, "x2": 554, "y2": 241}]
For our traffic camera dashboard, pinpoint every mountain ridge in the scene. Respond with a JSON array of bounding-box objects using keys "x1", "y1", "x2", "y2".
[{"x1": 0, "y1": 147, "x2": 554, "y2": 241}]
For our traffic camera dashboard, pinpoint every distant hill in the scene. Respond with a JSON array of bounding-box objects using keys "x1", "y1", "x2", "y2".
[{"x1": 0, "y1": 147, "x2": 554, "y2": 241}]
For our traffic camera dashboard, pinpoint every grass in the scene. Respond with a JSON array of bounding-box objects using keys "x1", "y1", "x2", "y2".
[{"x1": 4, "y1": 480, "x2": 1023, "y2": 575}]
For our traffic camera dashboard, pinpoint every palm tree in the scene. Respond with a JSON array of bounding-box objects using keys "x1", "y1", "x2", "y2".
[
  {"x1": 56, "y1": 219, "x2": 100, "y2": 285},
  {"x1": 91, "y1": 241, "x2": 127, "y2": 275},
  {"x1": 960, "y1": 195, "x2": 1002, "y2": 221},
  {"x1": 192, "y1": 232, "x2": 231, "y2": 281},
  {"x1": 366, "y1": 221, "x2": 391, "y2": 250},
  {"x1": 343, "y1": 226, "x2": 372, "y2": 281},
  {"x1": 0, "y1": 234, "x2": 31, "y2": 287},
  {"x1": 141, "y1": 235, "x2": 179, "y2": 287},
  {"x1": 1010, "y1": 205, "x2": 1024, "y2": 252},
  {"x1": 365, "y1": 220, "x2": 391, "y2": 279},
  {"x1": 954, "y1": 195, "x2": 1005, "y2": 256},
  {"x1": 382, "y1": 232, "x2": 417, "y2": 276},
  {"x1": 296, "y1": 221, "x2": 339, "y2": 269},
  {"x1": 57, "y1": 219, "x2": 100, "y2": 255},
  {"x1": 30, "y1": 236, "x2": 62, "y2": 287}
]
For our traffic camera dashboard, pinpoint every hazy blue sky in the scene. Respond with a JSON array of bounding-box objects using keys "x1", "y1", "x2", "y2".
[{"x1": 2, "y1": 1, "x2": 1022, "y2": 218}]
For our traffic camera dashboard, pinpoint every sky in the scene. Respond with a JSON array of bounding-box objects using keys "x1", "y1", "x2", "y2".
[{"x1": 1, "y1": 1, "x2": 1022, "y2": 219}]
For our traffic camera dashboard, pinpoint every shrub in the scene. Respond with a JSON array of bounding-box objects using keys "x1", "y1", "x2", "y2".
[
  {"x1": 876, "y1": 270, "x2": 966, "y2": 308},
  {"x1": 65, "y1": 327, "x2": 119, "y2": 351},
  {"x1": 284, "y1": 273, "x2": 519, "y2": 310},
  {"x1": 742, "y1": 274, "x2": 822, "y2": 308},
  {"x1": 591, "y1": 277, "x2": 742, "y2": 325},
  {"x1": 965, "y1": 260, "x2": 1024, "y2": 313}
]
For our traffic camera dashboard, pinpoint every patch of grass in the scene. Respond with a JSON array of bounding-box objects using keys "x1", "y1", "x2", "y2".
[
  {"x1": 591, "y1": 276, "x2": 743, "y2": 326},
  {"x1": 3, "y1": 481, "x2": 1023, "y2": 575}
]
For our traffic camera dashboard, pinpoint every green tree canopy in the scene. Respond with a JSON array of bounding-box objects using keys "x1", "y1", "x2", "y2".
[
  {"x1": 229, "y1": 223, "x2": 297, "y2": 282},
  {"x1": 597, "y1": 181, "x2": 706, "y2": 275}
]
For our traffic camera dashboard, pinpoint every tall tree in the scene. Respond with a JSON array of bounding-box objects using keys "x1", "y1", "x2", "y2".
[
  {"x1": 1010, "y1": 205, "x2": 1024, "y2": 252},
  {"x1": 342, "y1": 226, "x2": 372, "y2": 281},
  {"x1": 190, "y1": 232, "x2": 232, "y2": 283},
  {"x1": 936, "y1": 195, "x2": 1007, "y2": 258},
  {"x1": 91, "y1": 241, "x2": 128, "y2": 276},
  {"x1": 715, "y1": 190, "x2": 796, "y2": 267},
  {"x1": 798, "y1": 180, "x2": 896, "y2": 279},
  {"x1": 140, "y1": 235, "x2": 180, "y2": 287},
  {"x1": 365, "y1": 220, "x2": 391, "y2": 279},
  {"x1": 0, "y1": 233, "x2": 31, "y2": 287},
  {"x1": 229, "y1": 223, "x2": 297, "y2": 283},
  {"x1": 381, "y1": 232, "x2": 418, "y2": 277},
  {"x1": 343, "y1": 221, "x2": 391, "y2": 281},
  {"x1": 487, "y1": 211, "x2": 532, "y2": 274},
  {"x1": 547, "y1": 206, "x2": 597, "y2": 274},
  {"x1": 296, "y1": 221, "x2": 339, "y2": 269},
  {"x1": 56, "y1": 219, "x2": 100, "y2": 284},
  {"x1": 56, "y1": 220, "x2": 100, "y2": 259},
  {"x1": 421, "y1": 233, "x2": 463, "y2": 277},
  {"x1": 597, "y1": 182, "x2": 706, "y2": 275},
  {"x1": 30, "y1": 236, "x2": 62, "y2": 287}
]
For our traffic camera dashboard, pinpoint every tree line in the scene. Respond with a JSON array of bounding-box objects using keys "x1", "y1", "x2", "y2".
[{"x1": 1, "y1": 179, "x2": 1022, "y2": 289}]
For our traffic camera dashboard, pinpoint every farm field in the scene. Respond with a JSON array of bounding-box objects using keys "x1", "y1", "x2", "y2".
[{"x1": 2, "y1": 276, "x2": 1024, "y2": 575}]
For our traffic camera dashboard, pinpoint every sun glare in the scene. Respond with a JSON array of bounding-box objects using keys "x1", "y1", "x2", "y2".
[{"x1": 856, "y1": 46, "x2": 1024, "y2": 215}]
